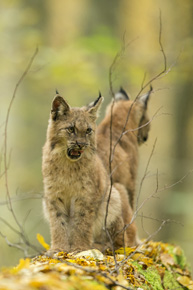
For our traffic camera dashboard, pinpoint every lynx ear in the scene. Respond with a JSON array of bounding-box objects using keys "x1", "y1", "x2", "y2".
[
  {"x1": 51, "y1": 94, "x2": 70, "y2": 121},
  {"x1": 115, "y1": 87, "x2": 130, "y2": 101},
  {"x1": 138, "y1": 85, "x2": 153, "y2": 108},
  {"x1": 87, "y1": 92, "x2": 104, "y2": 120}
]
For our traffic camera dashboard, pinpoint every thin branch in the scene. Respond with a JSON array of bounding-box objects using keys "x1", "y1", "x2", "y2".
[
  {"x1": 110, "y1": 12, "x2": 167, "y2": 163},
  {"x1": 2, "y1": 47, "x2": 39, "y2": 255},
  {"x1": 109, "y1": 35, "x2": 138, "y2": 97},
  {"x1": 0, "y1": 192, "x2": 43, "y2": 206},
  {"x1": 104, "y1": 12, "x2": 172, "y2": 274},
  {"x1": 104, "y1": 36, "x2": 138, "y2": 274},
  {"x1": 45, "y1": 253, "x2": 134, "y2": 290},
  {"x1": 0, "y1": 231, "x2": 27, "y2": 254},
  {"x1": 111, "y1": 162, "x2": 192, "y2": 270},
  {"x1": 157, "y1": 170, "x2": 193, "y2": 194},
  {"x1": 114, "y1": 215, "x2": 181, "y2": 272},
  {"x1": 108, "y1": 108, "x2": 165, "y2": 180},
  {"x1": 135, "y1": 138, "x2": 157, "y2": 212},
  {"x1": 135, "y1": 11, "x2": 167, "y2": 98},
  {"x1": 138, "y1": 213, "x2": 184, "y2": 227},
  {"x1": 159, "y1": 10, "x2": 167, "y2": 72},
  {"x1": 122, "y1": 106, "x2": 163, "y2": 136},
  {"x1": 4, "y1": 47, "x2": 38, "y2": 210},
  {"x1": 0, "y1": 217, "x2": 21, "y2": 236},
  {"x1": 141, "y1": 72, "x2": 147, "y2": 90}
]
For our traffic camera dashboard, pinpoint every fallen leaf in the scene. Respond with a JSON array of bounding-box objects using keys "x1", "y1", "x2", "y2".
[
  {"x1": 75, "y1": 249, "x2": 104, "y2": 261},
  {"x1": 177, "y1": 275, "x2": 191, "y2": 287},
  {"x1": 115, "y1": 247, "x2": 135, "y2": 256},
  {"x1": 36, "y1": 233, "x2": 50, "y2": 250},
  {"x1": 11, "y1": 258, "x2": 30, "y2": 274},
  {"x1": 160, "y1": 253, "x2": 175, "y2": 266}
]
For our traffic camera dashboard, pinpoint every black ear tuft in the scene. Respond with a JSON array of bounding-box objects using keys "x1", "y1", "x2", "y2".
[
  {"x1": 86, "y1": 93, "x2": 104, "y2": 120},
  {"x1": 138, "y1": 85, "x2": 153, "y2": 108},
  {"x1": 115, "y1": 87, "x2": 130, "y2": 101},
  {"x1": 119, "y1": 87, "x2": 130, "y2": 100},
  {"x1": 92, "y1": 91, "x2": 102, "y2": 107},
  {"x1": 55, "y1": 89, "x2": 59, "y2": 95}
]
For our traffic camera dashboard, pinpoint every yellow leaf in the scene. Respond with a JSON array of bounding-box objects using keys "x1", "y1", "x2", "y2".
[
  {"x1": 36, "y1": 233, "x2": 50, "y2": 250},
  {"x1": 177, "y1": 275, "x2": 191, "y2": 287},
  {"x1": 11, "y1": 258, "x2": 30, "y2": 274},
  {"x1": 115, "y1": 247, "x2": 135, "y2": 256}
]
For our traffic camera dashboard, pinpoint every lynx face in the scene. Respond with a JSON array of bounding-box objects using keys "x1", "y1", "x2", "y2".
[
  {"x1": 137, "y1": 110, "x2": 150, "y2": 145},
  {"x1": 49, "y1": 94, "x2": 103, "y2": 162},
  {"x1": 136, "y1": 88, "x2": 152, "y2": 145},
  {"x1": 55, "y1": 113, "x2": 95, "y2": 161},
  {"x1": 65, "y1": 125, "x2": 93, "y2": 161}
]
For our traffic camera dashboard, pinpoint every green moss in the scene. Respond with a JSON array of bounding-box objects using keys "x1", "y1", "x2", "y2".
[
  {"x1": 137, "y1": 266, "x2": 164, "y2": 290},
  {"x1": 167, "y1": 245, "x2": 187, "y2": 269},
  {"x1": 163, "y1": 270, "x2": 183, "y2": 290}
]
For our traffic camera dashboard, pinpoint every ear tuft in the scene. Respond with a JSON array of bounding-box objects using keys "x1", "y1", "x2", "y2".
[
  {"x1": 55, "y1": 89, "x2": 59, "y2": 95},
  {"x1": 91, "y1": 91, "x2": 102, "y2": 107},
  {"x1": 138, "y1": 85, "x2": 153, "y2": 108},
  {"x1": 87, "y1": 93, "x2": 104, "y2": 120},
  {"x1": 115, "y1": 87, "x2": 130, "y2": 101}
]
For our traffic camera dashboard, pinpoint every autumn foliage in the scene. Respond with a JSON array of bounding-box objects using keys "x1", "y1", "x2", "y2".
[{"x1": 0, "y1": 237, "x2": 192, "y2": 290}]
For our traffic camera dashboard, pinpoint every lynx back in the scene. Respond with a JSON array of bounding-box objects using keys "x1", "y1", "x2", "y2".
[{"x1": 97, "y1": 87, "x2": 152, "y2": 209}]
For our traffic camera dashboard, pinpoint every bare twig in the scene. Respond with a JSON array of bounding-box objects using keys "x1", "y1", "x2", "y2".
[
  {"x1": 103, "y1": 12, "x2": 173, "y2": 274},
  {"x1": 135, "y1": 138, "x2": 157, "y2": 212},
  {"x1": 45, "y1": 253, "x2": 133, "y2": 290},
  {"x1": 1, "y1": 47, "x2": 40, "y2": 255},
  {"x1": 104, "y1": 36, "x2": 138, "y2": 274},
  {"x1": 139, "y1": 213, "x2": 184, "y2": 228},
  {"x1": 0, "y1": 192, "x2": 43, "y2": 206},
  {"x1": 117, "y1": 168, "x2": 191, "y2": 246},
  {"x1": 135, "y1": 10, "x2": 167, "y2": 99},
  {"x1": 4, "y1": 47, "x2": 38, "y2": 210},
  {"x1": 0, "y1": 231, "x2": 28, "y2": 254},
  {"x1": 157, "y1": 170, "x2": 193, "y2": 193},
  {"x1": 122, "y1": 106, "x2": 163, "y2": 136},
  {"x1": 109, "y1": 34, "x2": 138, "y2": 97},
  {"x1": 114, "y1": 215, "x2": 182, "y2": 272},
  {"x1": 111, "y1": 11, "x2": 169, "y2": 163},
  {"x1": 0, "y1": 217, "x2": 21, "y2": 236}
]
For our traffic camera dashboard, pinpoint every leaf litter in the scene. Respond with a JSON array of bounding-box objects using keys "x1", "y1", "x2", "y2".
[{"x1": 0, "y1": 236, "x2": 192, "y2": 290}]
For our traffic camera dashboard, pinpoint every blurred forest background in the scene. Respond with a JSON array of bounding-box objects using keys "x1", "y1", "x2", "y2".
[{"x1": 0, "y1": 0, "x2": 193, "y2": 270}]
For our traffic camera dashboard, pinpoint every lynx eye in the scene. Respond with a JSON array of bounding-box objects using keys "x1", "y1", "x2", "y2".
[
  {"x1": 86, "y1": 127, "x2": 92, "y2": 134},
  {"x1": 67, "y1": 126, "x2": 75, "y2": 134}
]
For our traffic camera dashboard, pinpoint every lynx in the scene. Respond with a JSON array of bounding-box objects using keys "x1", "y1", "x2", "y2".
[
  {"x1": 42, "y1": 92, "x2": 137, "y2": 253},
  {"x1": 97, "y1": 87, "x2": 152, "y2": 209}
]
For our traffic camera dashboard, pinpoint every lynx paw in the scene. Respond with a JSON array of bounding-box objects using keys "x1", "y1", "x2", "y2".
[
  {"x1": 45, "y1": 248, "x2": 68, "y2": 257},
  {"x1": 69, "y1": 246, "x2": 91, "y2": 255}
]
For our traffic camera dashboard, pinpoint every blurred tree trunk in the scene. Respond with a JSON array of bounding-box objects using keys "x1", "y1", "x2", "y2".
[
  {"x1": 46, "y1": 0, "x2": 88, "y2": 46},
  {"x1": 160, "y1": 1, "x2": 193, "y2": 242}
]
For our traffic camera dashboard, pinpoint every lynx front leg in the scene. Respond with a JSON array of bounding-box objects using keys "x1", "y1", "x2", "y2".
[
  {"x1": 50, "y1": 217, "x2": 70, "y2": 252},
  {"x1": 44, "y1": 198, "x2": 70, "y2": 252},
  {"x1": 68, "y1": 197, "x2": 95, "y2": 252}
]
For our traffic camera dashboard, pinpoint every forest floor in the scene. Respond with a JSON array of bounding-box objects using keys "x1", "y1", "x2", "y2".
[{"x1": 0, "y1": 239, "x2": 192, "y2": 290}]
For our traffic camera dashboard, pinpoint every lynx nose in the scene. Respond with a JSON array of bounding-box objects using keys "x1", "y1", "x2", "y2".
[{"x1": 76, "y1": 141, "x2": 86, "y2": 149}]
